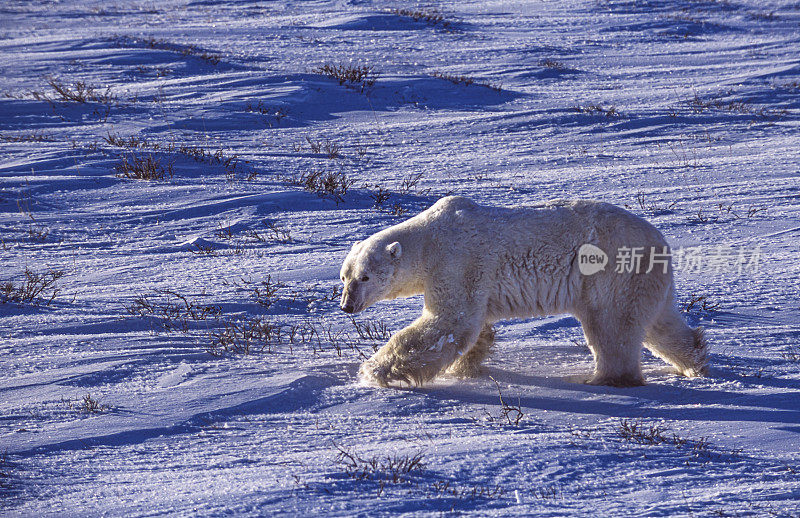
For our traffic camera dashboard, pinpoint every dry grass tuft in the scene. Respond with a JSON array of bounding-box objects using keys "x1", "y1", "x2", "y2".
[
  {"x1": 1, "y1": 269, "x2": 64, "y2": 305},
  {"x1": 618, "y1": 419, "x2": 710, "y2": 455},
  {"x1": 313, "y1": 64, "x2": 378, "y2": 92},
  {"x1": 573, "y1": 104, "x2": 621, "y2": 117},
  {"x1": 33, "y1": 77, "x2": 116, "y2": 104},
  {"x1": 431, "y1": 71, "x2": 502, "y2": 92},
  {"x1": 288, "y1": 170, "x2": 354, "y2": 204},
  {"x1": 115, "y1": 153, "x2": 174, "y2": 181},
  {"x1": 389, "y1": 8, "x2": 452, "y2": 29},
  {"x1": 334, "y1": 442, "x2": 425, "y2": 484}
]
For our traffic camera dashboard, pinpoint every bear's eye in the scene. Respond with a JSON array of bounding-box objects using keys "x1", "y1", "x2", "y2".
[{"x1": 361, "y1": 275, "x2": 369, "y2": 282}]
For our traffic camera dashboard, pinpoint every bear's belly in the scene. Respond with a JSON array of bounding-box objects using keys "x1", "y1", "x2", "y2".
[{"x1": 486, "y1": 262, "x2": 578, "y2": 321}]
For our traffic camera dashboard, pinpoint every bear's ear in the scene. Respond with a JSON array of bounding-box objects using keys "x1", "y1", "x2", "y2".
[{"x1": 386, "y1": 241, "x2": 402, "y2": 259}]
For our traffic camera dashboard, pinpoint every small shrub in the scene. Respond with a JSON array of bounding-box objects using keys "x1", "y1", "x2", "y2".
[
  {"x1": 0, "y1": 269, "x2": 63, "y2": 305},
  {"x1": 116, "y1": 36, "x2": 222, "y2": 65},
  {"x1": 349, "y1": 316, "x2": 392, "y2": 341},
  {"x1": 61, "y1": 394, "x2": 110, "y2": 414},
  {"x1": 333, "y1": 442, "x2": 425, "y2": 483},
  {"x1": 389, "y1": 8, "x2": 452, "y2": 29},
  {"x1": 288, "y1": 170, "x2": 353, "y2": 204},
  {"x1": 686, "y1": 93, "x2": 787, "y2": 120},
  {"x1": 489, "y1": 377, "x2": 524, "y2": 426},
  {"x1": 539, "y1": 59, "x2": 567, "y2": 70},
  {"x1": 369, "y1": 186, "x2": 392, "y2": 208},
  {"x1": 80, "y1": 393, "x2": 110, "y2": 414},
  {"x1": 618, "y1": 419, "x2": 711, "y2": 457},
  {"x1": 104, "y1": 134, "x2": 242, "y2": 180},
  {"x1": 431, "y1": 71, "x2": 502, "y2": 92},
  {"x1": 206, "y1": 317, "x2": 283, "y2": 355},
  {"x1": 781, "y1": 346, "x2": 800, "y2": 363},
  {"x1": 683, "y1": 295, "x2": 719, "y2": 314},
  {"x1": 264, "y1": 221, "x2": 292, "y2": 243},
  {"x1": 115, "y1": 154, "x2": 174, "y2": 181},
  {"x1": 126, "y1": 289, "x2": 222, "y2": 331},
  {"x1": 428, "y1": 480, "x2": 505, "y2": 500},
  {"x1": 398, "y1": 172, "x2": 423, "y2": 194},
  {"x1": 629, "y1": 191, "x2": 677, "y2": 215},
  {"x1": 475, "y1": 377, "x2": 524, "y2": 427},
  {"x1": 574, "y1": 104, "x2": 621, "y2": 117},
  {"x1": 253, "y1": 275, "x2": 282, "y2": 308},
  {"x1": 27, "y1": 225, "x2": 50, "y2": 242},
  {"x1": 35, "y1": 77, "x2": 116, "y2": 104},
  {"x1": 188, "y1": 242, "x2": 216, "y2": 255},
  {"x1": 0, "y1": 452, "x2": 10, "y2": 489},
  {"x1": 305, "y1": 136, "x2": 341, "y2": 158},
  {"x1": 389, "y1": 203, "x2": 407, "y2": 217},
  {"x1": 0, "y1": 132, "x2": 53, "y2": 143},
  {"x1": 313, "y1": 64, "x2": 378, "y2": 92}
]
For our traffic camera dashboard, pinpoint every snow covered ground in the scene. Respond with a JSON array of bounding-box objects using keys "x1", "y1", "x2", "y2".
[{"x1": 1, "y1": 0, "x2": 799, "y2": 515}]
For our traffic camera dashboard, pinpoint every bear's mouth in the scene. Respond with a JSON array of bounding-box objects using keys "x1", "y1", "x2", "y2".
[{"x1": 341, "y1": 299, "x2": 366, "y2": 314}]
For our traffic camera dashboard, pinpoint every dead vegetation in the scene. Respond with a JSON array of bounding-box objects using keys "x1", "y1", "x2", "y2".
[
  {"x1": 539, "y1": 59, "x2": 568, "y2": 70},
  {"x1": 61, "y1": 393, "x2": 111, "y2": 414},
  {"x1": 388, "y1": 8, "x2": 453, "y2": 30},
  {"x1": 115, "y1": 153, "x2": 174, "y2": 180},
  {"x1": 0, "y1": 452, "x2": 10, "y2": 490},
  {"x1": 27, "y1": 224, "x2": 50, "y2": 243},
  {"x1": 781, "y1": 346, "x2": 800, "y2": 363},
  {"x1": 204, "y1": 317, "x2": 380, "y2": 359},
  {"x1": 0, "y1": 269, "x2": 64, "y2": 305},
  {"x1": 682, "y1": 294, "x2": 720, "y2": 314},
  {"x1": 252, "y1": 275, "x2": 282, "y2": 308},
  {"x1": 79, "y1": 394, "x2": 110, "y2": 414},
  {"x1": 263, "y1": 221, "x2": 292, "y2": 243},
  {"x1": 125, "y1": 284, "x2": 388, "y2": 359},
  {"x1": 0, "y1": 132, "x2": 54, "y2": 143},
  {"x1": 207, "y1": 317, "x2": 286, "y2": 355},
  {"x1": 104, "y1": 133, "x2": 243, "y2": 181},
  {"x1": 334, "y1": 442, "x2": 425, "y2": 484},
  {"x1": 631, "y1": 191, "x2": 677, "y2": 215},
  {"x1": 573, "y1": 104, "x2": 621, "y2": 117},
  {"x1": 617, "y1": 419, "x2": 711, "y2": 456},
  {"x1": 686, "y1": 93, "x2": 787, "y2": 121},
  {"x1": 245, "y1": 101, "x2": 289, "y2": 127},
  {"x1": 477, "y1": 377, "x2": 525, "y2": 427},
  {"x1": 126, "y1": 289, "x2": 222, "y2": 332},
  {"x1": 323, "y1": 443, "x2": 504, "y2": 501},
  {"x1": 304, "y1": 136, "x2": 342, "y2": 158},
  {"x1": 33, "y1": 77, "x2": 117, "y2": 105},
  {"x1": 363, "y1": 172, "x2": 424, "y2": 216},
  {"x1": 312, "y1": 64, "x2": 378, "y2": 92},
  {"x1": 431, "y1": 71, "x2": 502, "y2": 92},
  {"x1": 114, "y1": 35, "x2": 222, "y2": 65},
  {"x1": 287, "y1": 170, "x2": 354, "y2": 204},
  {"x1": 349, "y1": 316, "x2": 392, "y2": 341}
]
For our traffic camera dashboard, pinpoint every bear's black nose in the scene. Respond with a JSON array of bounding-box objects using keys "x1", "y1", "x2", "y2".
[{"x1": 341, "y1": 303, "x2": 355, "y2": 313}]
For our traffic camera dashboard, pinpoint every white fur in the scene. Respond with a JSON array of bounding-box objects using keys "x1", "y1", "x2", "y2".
[{"x1": 340, "y1": 196, "x2": 708, "y2": 387}]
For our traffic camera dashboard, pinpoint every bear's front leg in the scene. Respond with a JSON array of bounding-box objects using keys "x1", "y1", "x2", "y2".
[{"x1": 359, "y1": 312, "x2": 482, "y2": 387}]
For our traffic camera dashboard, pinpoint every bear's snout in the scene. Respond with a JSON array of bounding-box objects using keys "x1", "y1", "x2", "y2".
[{"x1": 340, "y1": 283, "x2": 359, "y2": 313}]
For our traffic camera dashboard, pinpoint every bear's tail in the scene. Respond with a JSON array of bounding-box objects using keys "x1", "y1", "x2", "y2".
[{"x1": 644, "y1": 303, "x2": 709, "y2": 377}]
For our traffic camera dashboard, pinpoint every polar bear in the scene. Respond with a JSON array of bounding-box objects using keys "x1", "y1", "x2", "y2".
[{"x1": 340, "y1": 196, "x2": 708, "y2": 387}]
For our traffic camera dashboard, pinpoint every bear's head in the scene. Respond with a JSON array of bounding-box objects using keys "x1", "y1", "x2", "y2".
[{"x1": 339, "y1": 239, "x2": 402, "y2": 314}]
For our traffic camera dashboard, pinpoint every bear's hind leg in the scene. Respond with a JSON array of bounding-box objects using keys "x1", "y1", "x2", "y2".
[
  {"x1": 445, "y1": 325, "x2": 495, "y2": 378},
  {"x1": 581, "y1": 314, "x2": 645, "y2": 387}
]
